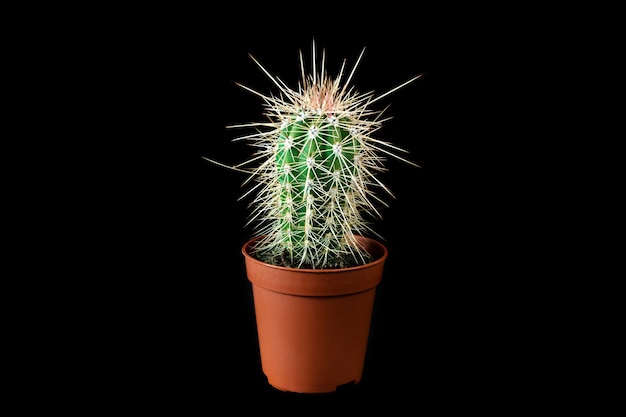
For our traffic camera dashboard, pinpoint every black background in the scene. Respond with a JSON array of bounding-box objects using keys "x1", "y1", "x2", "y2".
[{"x1": 56, "y1": 5, "x2": 559, "y2": 412}]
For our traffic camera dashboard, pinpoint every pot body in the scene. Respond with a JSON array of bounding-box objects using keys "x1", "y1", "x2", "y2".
[{"x1": 242, "y1": 235, "x2": 388, "y2": 393}]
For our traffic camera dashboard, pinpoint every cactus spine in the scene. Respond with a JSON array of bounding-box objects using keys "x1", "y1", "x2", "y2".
[{"x1": 207, "y1": 41, "x2": 422, "y2": 269}]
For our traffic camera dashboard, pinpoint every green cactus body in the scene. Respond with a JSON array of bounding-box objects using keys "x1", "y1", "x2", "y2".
[
  {"x1": 206, "y1": 42, "x2": 422, "y2": 269},
  {"x1": 275, "y1": 113, "x2": 363, "y2": 267}
]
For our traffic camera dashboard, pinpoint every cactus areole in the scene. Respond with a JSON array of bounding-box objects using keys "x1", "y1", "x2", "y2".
[{"x1": 206, "y1": 41, "x2": 422, "y2": 269}]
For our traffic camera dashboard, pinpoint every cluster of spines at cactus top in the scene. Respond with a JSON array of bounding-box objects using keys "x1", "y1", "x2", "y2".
[{"x1": 212, "y1": 42, "x2": 421, "y2": 269}]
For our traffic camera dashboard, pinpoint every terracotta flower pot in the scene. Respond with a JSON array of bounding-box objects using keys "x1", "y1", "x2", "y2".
[{"x1": 242, "y1": 235, "x2": 388, "y2": 393}]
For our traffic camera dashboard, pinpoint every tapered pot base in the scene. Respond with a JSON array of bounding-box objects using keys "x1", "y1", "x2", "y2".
[{"x1": 242, "y1": 235, "x2": 388, "y2": 394}]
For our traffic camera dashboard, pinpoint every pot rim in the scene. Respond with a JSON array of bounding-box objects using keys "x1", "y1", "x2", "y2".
[
  {"x1": 241, "y1": 234, "x2": 388, "y2": 273},
  {"x1": 241, "y1": 235, "x2": 388, "y2": 296}
]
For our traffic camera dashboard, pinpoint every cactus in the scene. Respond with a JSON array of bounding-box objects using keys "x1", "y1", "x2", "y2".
[{"x1": 206, "y1": 41, "x2": 422, "y2": 269}]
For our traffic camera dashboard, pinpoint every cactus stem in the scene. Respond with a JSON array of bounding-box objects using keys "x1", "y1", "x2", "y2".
[{"x1": 206, "y1": 40, "x2": 423, "y2": 268}]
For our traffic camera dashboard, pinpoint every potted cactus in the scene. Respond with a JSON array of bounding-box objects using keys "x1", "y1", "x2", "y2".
[{"x1": 205, "y1": 40, "x2": 422, "y2": 393}]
